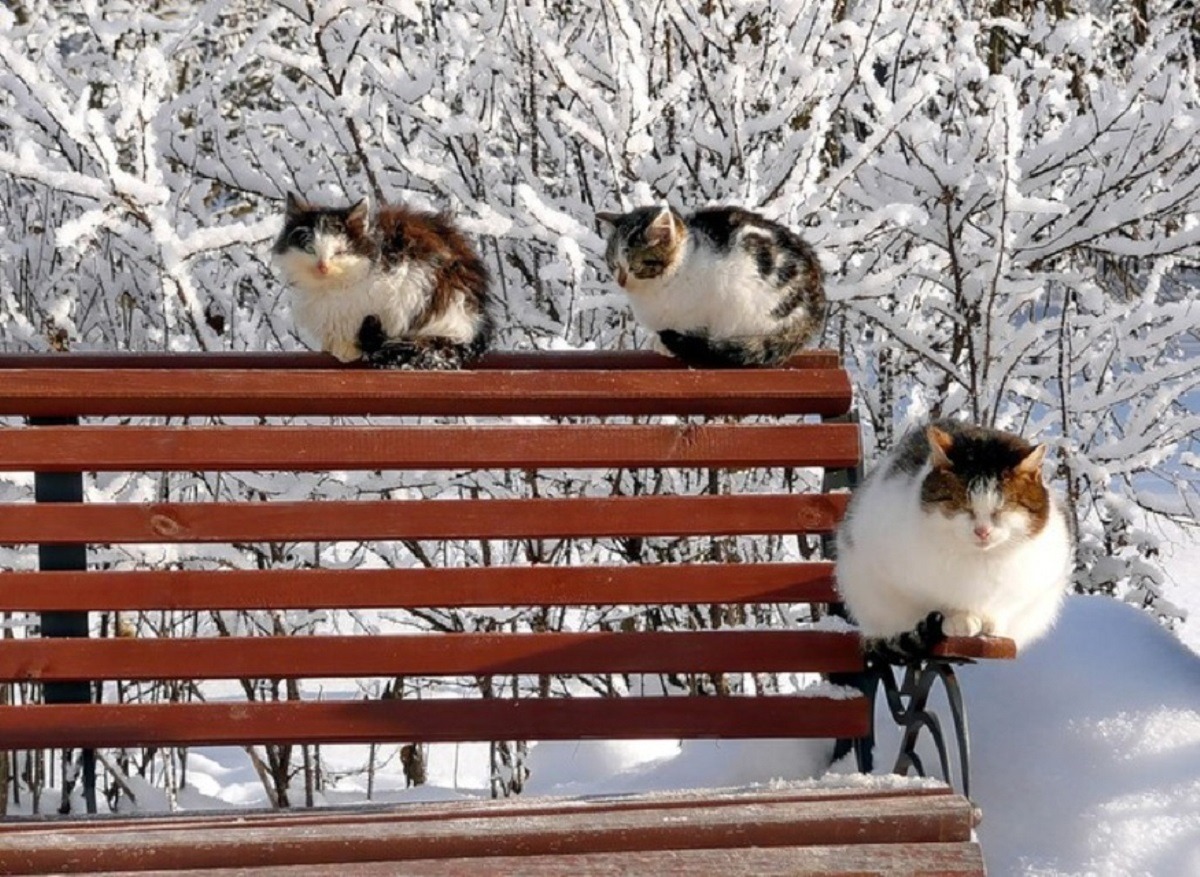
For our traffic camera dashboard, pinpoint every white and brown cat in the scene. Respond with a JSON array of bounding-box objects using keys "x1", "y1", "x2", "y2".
[
  {"x1": 836, "y1": 420, "x2": 1074, "y2": 658},
  {"x1": 597, "y1": 205, "x2": 825, "y2": 367},
  {"x1": 273, "y1": 193, "x2": 493, "y2": 369}
]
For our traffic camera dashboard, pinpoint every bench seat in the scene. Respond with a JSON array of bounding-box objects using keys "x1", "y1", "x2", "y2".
[{"x1": 0, "y1": 783, "x2": 983, "y2": 875}]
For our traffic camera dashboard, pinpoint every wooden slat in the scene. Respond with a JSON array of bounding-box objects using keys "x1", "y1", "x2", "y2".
[
  {"x1": 0, "y1": 349, "x2": 842, "y2": 371},
  {"x1": 0, "y1": 423, "x2": 860, "y2": 472},
  {"x1": 0, "y1": 785, "x2": 962, "y2": 834},
  {"x1": 0, "y1": 630, "x2": 864, "y2": 681},
  {"x1": 98, "y1": 844, "x2": 985, "y2": 876},
  {"x1": 0, "y1": 493, "x2": 849, "y2": 544},
  {"x1": 0, "y1": 368, "x2": 852, "y2": 418},
  {"x1": 0, "y1": 563, "x2": 838, "y2": 611},
  {"x1": 0, "y1": 695, "x2": 870, "y2": 749},
  {"x1": 0, "y1": 788, "x2": 973, "y2": 873},
  {"x1": 0, "y1": 788, "x2": 983, "y2": 876}
]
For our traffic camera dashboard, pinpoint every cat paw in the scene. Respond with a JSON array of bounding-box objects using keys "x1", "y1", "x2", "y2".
[
  {"x1": 356, "y1": 315, "x2": 387, "y2": 355},
  {"x1": 656, "y1": 329, "x2": 718, "y2": 367},
  {"x1": 942, "y1": 613, "x2": 986, "y2": 638},
  {"x1": 656, "y1": 329, "x2": 687, "y2": 352},
  {"x1": 328, "y1": 339, "x2": 363, "y2": 363},
  {"x1": 657, "y1": 329, "x2": 707, "y2": 362},
  {"x1": 657, "y1": 329, "x2": 746, "y2": 368}
]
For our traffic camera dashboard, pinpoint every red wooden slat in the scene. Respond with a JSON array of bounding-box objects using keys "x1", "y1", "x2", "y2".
[
  {"x1": 0, "y1": 563, "x2": 838, "y2": 611},
  {"x1": 0, "y1": 423, "x2": 860, "y2": 472},
  {"x1": 0, "y1": 785, "x2": 961, "y2": 835},
  {"x1": 0, "y1": 349, "x2": 842, "y2": 371},
  {"x1": 0, "y1": 368, "x2": 852, "y2": 417},
  {"x1": 0, "y1": 696, "x2": 870, "y2": 749},
  {"x1": 101, "y1": 844, "x2": 986, "y2": 877},
  {"x1": 0, "y1": 791, "x2": 975, "y2": 873},
  {"x1": 0, "y1": 630, "x2": 863, "y2": 681},
  {"x1": 0, "y1": 796, "x2": 978, "y2": 873},
  {"x1": 0, "y1": 493, "x2": 849, "y2": 544}
]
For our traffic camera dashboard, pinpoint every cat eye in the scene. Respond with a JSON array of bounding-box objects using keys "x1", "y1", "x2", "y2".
[{"x1": 289, "y1": 228, "x2": 314, "y2": 251}]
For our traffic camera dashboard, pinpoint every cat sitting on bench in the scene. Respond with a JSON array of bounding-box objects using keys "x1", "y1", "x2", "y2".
[
  {"x1": 836, "y1": 420, "x2": 1074, "y2": 661},
  {"x1": 273, "y1": 193, "x2": 494, "y2": 370}
]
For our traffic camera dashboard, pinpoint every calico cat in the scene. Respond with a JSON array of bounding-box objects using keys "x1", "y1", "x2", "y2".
[
  {"x1": 596, "y1": 205, "x2": 825, "y2": 367},
  {"x1": 273, "y1": 193, "x2": 493, "y2": 369},
  {"x1": 835, "y1": 420, "x2": 1074, "y2": 658}
]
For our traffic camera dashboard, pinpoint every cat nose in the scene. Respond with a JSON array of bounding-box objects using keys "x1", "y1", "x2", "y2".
[
  {"x1": 316, "y1": 261, "x2": 330, "y2": 275},
  {"x1": 973, "y1": 524, "x2": 993, "y2": 541},
  {"x1": 617, "y1": 268, "x2": 628, "y2": 286}
]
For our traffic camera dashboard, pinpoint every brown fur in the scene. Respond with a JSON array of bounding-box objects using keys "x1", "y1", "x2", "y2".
[
  {"x1": 276, "y1": 194, "x2": 494, "y2": 368},
  {"x1": 914, "y1": 422, "x2": 1051, "y2": 536},
  {"x1": 371, "y1": 206, "x2": 490, "y2": 326},
  {"x1": 1002, "y1": 451, "x2": 1052, "y2": 535}
]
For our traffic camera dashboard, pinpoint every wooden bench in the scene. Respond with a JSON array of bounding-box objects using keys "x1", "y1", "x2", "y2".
[{"x1": 0, "y1": 350, "x2": 1011, "y2": 874}]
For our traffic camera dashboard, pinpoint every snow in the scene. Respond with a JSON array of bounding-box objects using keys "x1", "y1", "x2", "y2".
[{"x1": 882, "y1": 595, "x2": 1200, "y2": 875}]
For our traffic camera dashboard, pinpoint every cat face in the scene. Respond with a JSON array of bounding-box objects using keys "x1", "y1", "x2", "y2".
[
  {"x1": 919, "y1": 425, "x2": 1050, "y2": 551},
  {"x1": 273, "y1": 193, "x2": 372, "y2": 293},
  {"x1": 596, "y1": 206, "x2": 685, "y2": 290}
]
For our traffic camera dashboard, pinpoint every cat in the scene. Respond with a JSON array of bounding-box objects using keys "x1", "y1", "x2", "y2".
[
  {"x1": 835, "y1": 419, "x2": 1074, "y2": 659},
  {"x1": 596, "y1": 205, "x2": 825, "y2": 367},
  {"x1": 273, "y1": 193, "x2": 493, "y2": 369}
]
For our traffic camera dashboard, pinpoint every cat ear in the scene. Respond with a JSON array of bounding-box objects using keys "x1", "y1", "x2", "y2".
[
  {"x1": 347, "y1": 199, "x2": 370, "y2": 236},
  {"x1": 1016, "y1": 443, "x2": 1048, "y2": 479},
  {"x1": 285, "y1": 192, "x2": 307, "y2": 216},
  {"x1": 926, "y1": 426, "x2": 954, "y2": 470},
  {"x1": 596, "y1": 212, "x2": 623, "y2": 231},
  {"x1": 644, "y1": 206, "x2": 679, "y2": 248}
]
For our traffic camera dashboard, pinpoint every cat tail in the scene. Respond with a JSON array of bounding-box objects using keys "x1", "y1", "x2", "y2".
[
  {"x1": 366, "y1": 337, "x2": 487, "y2": 371},
  {"x1": 828, "y1": 668, "x2": 876, "y2": 769},
  {"x1": 863, "y1": 611, "x2": 947, "y2": 665},
  {"x1": 357, "y1": 314, "x2": 493, "y2": 371},
  {"x1": 829, "y1": 611, "x2": 947, "y2": 768},
  {"x1": 657, "y1": 330, "x2": 796, "y2": 368}
]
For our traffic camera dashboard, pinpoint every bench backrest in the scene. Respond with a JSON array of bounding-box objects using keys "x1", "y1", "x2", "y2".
[{"x1": 0, "y1": 351, "x2": 869, "y2": 754}]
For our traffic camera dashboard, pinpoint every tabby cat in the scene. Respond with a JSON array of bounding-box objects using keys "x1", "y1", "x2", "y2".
[
  {"x1": 597, "y1": 205, "x2": 824, "y2": 367},
  {"x1": 835, "y1": 420, "x2": 1074, "y2": 659},
  {"x1": 273, "y1": 193, "x2": 493, "y2": 369}
]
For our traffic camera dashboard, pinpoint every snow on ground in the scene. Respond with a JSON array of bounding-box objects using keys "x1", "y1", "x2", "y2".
[
  {"x1": 883, "y1": 595, "x2": 1200, "y2": 876},
  {"x1": 1161, "y1": 528, "x2": 1200, "y2": 656}
]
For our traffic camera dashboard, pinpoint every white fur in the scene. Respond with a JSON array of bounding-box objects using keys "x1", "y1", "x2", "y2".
[
  {"x1": 275, "y1": 242, "x2": 480, "y2": 362},
  {"x1": 619, "y1": 231, "x2": 790, "y2": 338},
  {"x1": 835, "y1": 457, "x2": 1074, "y2": 649}
]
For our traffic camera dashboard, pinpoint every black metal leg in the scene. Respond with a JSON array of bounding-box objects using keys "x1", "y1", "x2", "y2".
[
  {"x1": 873, "y1": 658, "x2": 974, "y2": 799},
  {"x1": 31, "y1": 416, "x2": 95, "y2": 815}
]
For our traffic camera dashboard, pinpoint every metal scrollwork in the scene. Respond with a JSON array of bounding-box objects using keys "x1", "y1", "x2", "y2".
[{"x1": 872, "y1": 657, "x2": 974, "y2": 799}]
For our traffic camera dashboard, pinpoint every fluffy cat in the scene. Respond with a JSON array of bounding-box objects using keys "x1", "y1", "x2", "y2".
[
  {"x1": 273, "y1": 193, "x2": 493, "y2": 369},
  {"x1": 596, "y1": 205, "x2": 825, "y2": 367},
  {"x1": 835, "y1": 420, "x2": 1074, "y2": 656}
]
